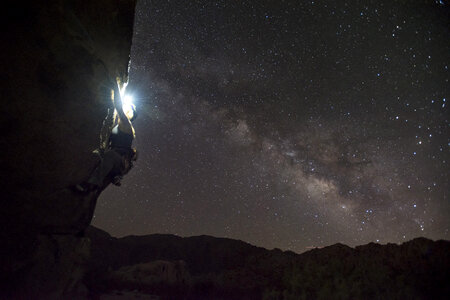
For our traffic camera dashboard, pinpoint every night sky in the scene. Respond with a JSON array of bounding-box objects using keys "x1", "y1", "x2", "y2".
[{"x1": 92, "y1": 0, "x2": 449, "y2": 253}]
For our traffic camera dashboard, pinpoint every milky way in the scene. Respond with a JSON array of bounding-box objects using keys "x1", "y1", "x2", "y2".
[{"x1": 92, "y1": 0, "x2": 449, "y2": 253}]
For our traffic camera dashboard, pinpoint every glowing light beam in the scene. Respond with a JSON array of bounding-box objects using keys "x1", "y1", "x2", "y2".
[
  {"x1": 122, "y1": 94, "x2": 135, "y2": 120},
  {"x1": 118, "y1": 83, "x2": 135, "y2": 119}
]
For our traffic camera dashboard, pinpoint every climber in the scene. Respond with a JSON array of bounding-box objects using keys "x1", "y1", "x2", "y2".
[{"x1": 75, "y1": 82, "x2": 137, "y2": 193}]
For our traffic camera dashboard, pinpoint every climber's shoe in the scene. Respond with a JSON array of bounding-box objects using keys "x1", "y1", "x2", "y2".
[
  {"x1": 112, "y1": 175, "x2": 122, "y2": 186},
  {"x1": 73, "y1": 182, "x2": 95, "y2": 193}
]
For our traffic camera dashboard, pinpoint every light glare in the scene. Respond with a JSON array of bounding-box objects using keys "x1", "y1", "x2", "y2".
[{"x1": 122, "y1": 94, "x2": 134, "y2": 118}]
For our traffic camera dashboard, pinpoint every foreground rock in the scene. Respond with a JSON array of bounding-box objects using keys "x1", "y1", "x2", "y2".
[
  {"x1": 86, "y1": 226, "x2": 450, "y2": 300},
  {"x1": 0, "y1": 1, "x2": 135, "y2": 298}
]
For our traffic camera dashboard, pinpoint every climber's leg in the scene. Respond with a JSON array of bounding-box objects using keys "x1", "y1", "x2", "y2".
[{"x1": 86, "y1": 150, "x2": 123, "y2": 187}]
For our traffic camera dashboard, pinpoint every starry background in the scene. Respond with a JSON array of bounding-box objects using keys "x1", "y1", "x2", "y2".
[{"x1": 92, "y1": 0, "x2": 449, "y2": 253}]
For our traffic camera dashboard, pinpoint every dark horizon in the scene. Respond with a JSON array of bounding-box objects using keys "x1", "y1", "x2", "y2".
[
  {"x1": 89, "y1": 224, "x2": 446, "y2": 254},
  {"x1": 92, "y1": 0, "x2": 449, "y2": 253}
]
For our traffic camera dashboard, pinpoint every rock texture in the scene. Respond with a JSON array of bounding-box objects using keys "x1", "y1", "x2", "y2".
[
  {"x1": 0, "y1": 0, "x2": 135, "y2": 298},
  {"x1": 86, "y1": 226, "x2": 450, "y2": 300},
  {"x1": 108, "y1": 260, "x2": 190, "y2": 294}
]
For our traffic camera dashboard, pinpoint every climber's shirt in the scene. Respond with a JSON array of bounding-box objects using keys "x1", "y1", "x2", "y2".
[
  {"x1": 110, "y1": 124, "x2": 133, "y2": 152},
  {"x1": 109, "y1": 124, "x2": 135, "y2": 174}
]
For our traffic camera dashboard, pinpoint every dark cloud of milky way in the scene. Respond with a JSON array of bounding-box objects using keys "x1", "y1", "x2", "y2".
[{"x1": 92, "y1": 0, "x2": 449, "y2": 252}]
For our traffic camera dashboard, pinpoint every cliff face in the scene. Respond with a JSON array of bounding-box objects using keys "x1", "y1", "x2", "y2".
[
  {"x1": 0, "y1": 1, "x2": 136, "y2": 298},
  {"x1": 86, "y1": 226, "x2": 450, "y2": 300}
]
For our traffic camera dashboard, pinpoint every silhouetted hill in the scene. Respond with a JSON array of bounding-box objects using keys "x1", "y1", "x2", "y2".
[{"x1": 85, "y1": 226, "x2": 449, "y2": 299}]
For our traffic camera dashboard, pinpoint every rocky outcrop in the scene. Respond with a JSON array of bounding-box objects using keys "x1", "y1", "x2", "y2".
[
  {"x1": 86, "y1": 226, "x2": 450, "y2": 300},
  {"x1": 108, "y1": 260, "x2": 190, "y2": 293},
  {"x1": 0, "y1": 0, "x2": 135, "y2": 298}
]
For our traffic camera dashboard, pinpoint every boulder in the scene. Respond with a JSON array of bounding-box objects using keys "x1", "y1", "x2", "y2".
[{"x1": 0, "y1": 0, "x2": 136, "y2": 298}]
